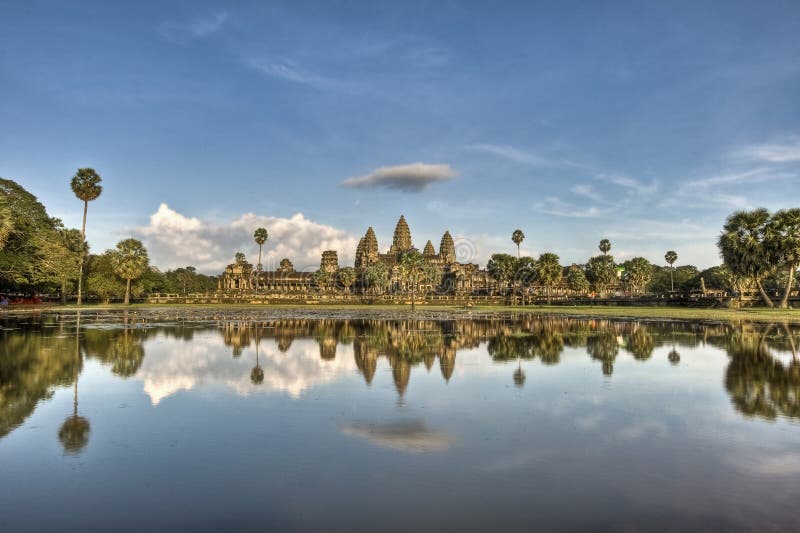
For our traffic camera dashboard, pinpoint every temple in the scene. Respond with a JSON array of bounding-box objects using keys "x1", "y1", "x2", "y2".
[{"x1": 218, "y1": 215, "x2": 494, "y2": 295}]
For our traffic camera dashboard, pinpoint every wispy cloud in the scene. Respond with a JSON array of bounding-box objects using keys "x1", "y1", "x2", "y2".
[
  {"x1": 680, "y1": 167, "x2": 794, "y2": 192},
  {"x1": 595, "y1": 173, "x2": 659, "y2": 194},
  {"x1": 467, "y1": 143, "x2": 555, "y2": 166},
  {"x1": 734, "y1": 136, "x2": 800, "y2": 163},
  {"x1": 342, "y1": 163, "x2": 457, "y2": 193},
  {"x1": 246, "y1": 56, "x2": 355, "y2": 92},
  {"x1": 159, "y1": 11, "x2": 229, "y2": 43},
  {"x1": 571, "y1": 184, "x2": 604, "y2": 202},
  {"x1": 535, "y1": 197, "x2": 606, "y2": 218}
]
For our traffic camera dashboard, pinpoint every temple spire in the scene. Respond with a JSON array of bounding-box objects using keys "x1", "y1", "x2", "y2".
[{"x1": 391, "y1": 215, "x2": 412, "y2": 253}]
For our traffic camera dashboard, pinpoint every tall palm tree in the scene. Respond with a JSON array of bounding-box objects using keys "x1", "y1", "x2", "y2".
[
  {"x1": 59, "y1": 311, "x2": 90, "y2": 454},
  {"x1": 664, "y1": 250, "x2": 678, "y2": 291},
  {"x1": 253, "y1": 227, "x2": 268, "y2": 270},
  {"x1": 599, "y1": 239, "x2": 611, "y2": 256},
  {"x1": 70, "y1": 168, "x2": 103, "y2": 305},
  {"x1": 765, "y1": 208, "x2": 800, "y2": 308},
  {"x1": 511, "y1": 229, "x2": 525, "y2": 258},
  {"x1": 718, "y1": 208, "x2": 774, "y2": 307},
  {"x1": 110, "y1": 238, "x2": 149, "y2": 305}
]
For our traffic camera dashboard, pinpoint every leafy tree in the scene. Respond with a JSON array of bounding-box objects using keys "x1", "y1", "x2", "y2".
[
  {"x1": 86, "y1": 252, "x2": 125, "y2": 303},
  {"x1": 487, "y1": 253, "x2": 517, "y2": 295},
  {"x1": 337, "y1": 266, "x2": 357, "y2": 294},
  {"x1": 566, "y1": 265, "x2": 590, "y2": 294},
  {"x1": 70, "y1": 168, "x2": 102, "y2": 304},
  {"x1": 0, "y1": 178, "x2": 69, "y2": 291},
  {"x1": 537, "y1": 252, "x2": 562, "y2": 303},
  {"x1": 648, "y1": 265, "x2": 700, "y2": 293},
  {"x1": 109, "y1": 238, "x2": 149, "y2": 305},
  {"x1": 397, "y1": 250, "x2": 439, "y2": 310},
  {"x1": 622, "y1": 257, "x2": 654, "y2": 294},
  {"x1": 511, "y1": 229, "x2": 525, "y2": 258},
  {"x1": 253, "y1": 228, "x2": 268, "y2": 271},
  {"x1": 599, "y1": 239, "x2": 611, "y2": 256},
  {"x1": 718, "y1": 208, "x2": 774, "y2": 307},
  {"x1": 585, "y1": 255, "x2": 617, "y2": 295},
  {"x1": 313, "y1": 269, "x2": 333, "y2": 293},
  {"x1": 514, "y1": 256, "x2": 537, "y2": 303},
  {"x1": 765, "y1": 208, "x2": 800, "y2": 308},
  {"x1": 364, "y1": 263, "x2": 389, "y2": 294},
  {"x1": 664, "y1": 250, "x2": 678, "y2": 291}
]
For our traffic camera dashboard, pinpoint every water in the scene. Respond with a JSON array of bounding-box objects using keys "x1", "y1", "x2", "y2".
[{"x1": 1, "y1": 310, "x2": 799, "y2": 531}]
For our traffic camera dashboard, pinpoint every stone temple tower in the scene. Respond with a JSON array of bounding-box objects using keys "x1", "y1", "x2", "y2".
[
  {"x1": 320, "y1": 250, "x2": 339, "y2": 273},
  {"x1": 389, "y1": 215, "x2": 412, "y2": 255},
  {"x1": 440, "y1": 231, "x2": 456, "y2": 264},
  {"x1": 355, "y1": 226, "x2": 380, "y2": 268}
]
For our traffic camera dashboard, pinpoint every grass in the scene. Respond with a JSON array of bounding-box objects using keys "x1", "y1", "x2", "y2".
[{"x1": 7, "y1": 301, "x2": 800, "y2": 323}]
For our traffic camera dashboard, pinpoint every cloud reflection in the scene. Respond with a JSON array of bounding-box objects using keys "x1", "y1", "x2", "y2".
[{"x1": 340, "y1": 420, "x2": 454, "y2": 453}]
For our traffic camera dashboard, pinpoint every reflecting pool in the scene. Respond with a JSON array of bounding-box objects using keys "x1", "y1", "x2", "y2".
[{"x1": 1, "y1": 310, "x2": 799, "y2": 531}]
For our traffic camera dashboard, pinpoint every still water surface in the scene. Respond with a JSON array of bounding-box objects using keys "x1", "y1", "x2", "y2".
[{"x1": 1, "y1": 310, "x2": 799, "y2": 531}]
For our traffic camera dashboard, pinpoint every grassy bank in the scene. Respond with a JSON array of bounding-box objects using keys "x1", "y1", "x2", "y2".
[{"x1": 8, "y1": 302, "x2": 800, "y2": 323}]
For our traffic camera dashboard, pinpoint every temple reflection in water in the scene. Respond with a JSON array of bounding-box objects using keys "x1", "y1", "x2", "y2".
[{"x1": 2, "y1": 312, "x2": 799, "y2": 446}]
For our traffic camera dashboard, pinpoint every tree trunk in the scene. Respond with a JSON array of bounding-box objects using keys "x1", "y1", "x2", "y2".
[
  {"x1": 755, "y1": 277, "x2": 774, "y2": 307},
  {"x1": 411, "y1": 285, "x2": 415, "y2": 311},
  {"x1": 670, "y1": 265, "x2": 674, "y2": 292},
  {"x1": 780, "y1": 264, "x2": 796, "y2": 309},
  {"x1": 77, "y1": 200, "x2": 88, "y2": 305},
  {"x1": 61, "y1": 279, "x2": 67, "y2": 305},
  {"x1": 125, "y1": 278, "x2": 131, "y2": 305}
]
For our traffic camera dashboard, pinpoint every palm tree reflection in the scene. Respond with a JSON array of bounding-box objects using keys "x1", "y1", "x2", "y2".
[{"x1": 58, "y1": 311, "x2": 90, "y2": 455}]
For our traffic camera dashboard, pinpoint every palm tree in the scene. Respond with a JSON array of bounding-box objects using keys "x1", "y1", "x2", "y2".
[
  {"x1": 398, "y1": 250, "x2": 438, "y2": 310},
  {"x1": 664, "y1": 250, "x2": 678, "y2": 291},
  {"x1": 537, "y1": 252, "x2": 562, "y2": 304},
  {"x1": 253, "y1": 228, "x2": 268, "y2": 271},
  {"x1": 59, "y1": 312, "x2": 90, "y2": 454},
  {"x1": 765, "y1": 208, "x2": 800, "y2": 308},
  {"x1": 337, "y1": 267, "x2": 357, "y2": 294},
  {"x1": 718, "y1": 208, "x2": 774, "y2": 307},
  {"x1": 599, "y1": 239, "x2": 611, "y2": 256},
  {"x1": 70, "y1": 168, "x2": 103, "y2": 304},
  {"x1": 110, "y1": 238, "x2": 149, "y2": 305},
  {"x1": 511, "y1": 229, "x2": 525, "y2": 258}
]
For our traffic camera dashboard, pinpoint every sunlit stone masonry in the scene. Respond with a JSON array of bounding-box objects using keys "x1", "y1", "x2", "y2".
[{"x1": 218, "y1": 215, "x2": 494, "y2": 294}]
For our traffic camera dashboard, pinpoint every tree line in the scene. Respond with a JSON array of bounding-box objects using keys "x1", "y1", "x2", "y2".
[{"x1": 0, "y1": 173, "x2": 216, "y2": 303}]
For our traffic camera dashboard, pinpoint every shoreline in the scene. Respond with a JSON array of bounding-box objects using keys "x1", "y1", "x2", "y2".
[{"x1": 3, "y1": 303, "x2": 799, "y2": 323}]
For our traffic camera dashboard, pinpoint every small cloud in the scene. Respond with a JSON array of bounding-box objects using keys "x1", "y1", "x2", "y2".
[
  {"x1": 467, "y1": 143, "x2": 555, "y2": 166},
  {"x1": 340, "y1": 420, "x2": 454, "y2": 453},
  {"x1": 680, "y1": 168, "x2": 793, "y2": 192},
  {"x1": 159, "y1": 11, "x2": 229, "y2": 43},
  {"x1": 342, "y1": 163, "x2": 457, "y2": 192},
  {"x1": 735, "y1": 137, "x2": 800, "y2": 163}
]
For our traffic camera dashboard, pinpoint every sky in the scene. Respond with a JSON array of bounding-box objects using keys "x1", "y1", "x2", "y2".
[{"x1": 2, "y1": 0, "x2": 800, "y2": 273}]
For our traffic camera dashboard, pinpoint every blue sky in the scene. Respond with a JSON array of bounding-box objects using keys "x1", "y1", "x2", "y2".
[{"x1": 2, "y1": 0, "x2": 800, "y2": 272}]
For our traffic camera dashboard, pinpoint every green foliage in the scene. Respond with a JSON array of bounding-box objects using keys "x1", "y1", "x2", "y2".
[
  {"x1": 70, "y1": 168, "x2": 103, "y2": 203},
  {"x1": 363, "y1": 263, "x2": 389, "y2": 294},
  {"x1": 313, "y1": 269, "x2": 333, "y2": 291},
  {"x1": 0, "y1": 178, "x2": 81, "y2": 292},
  {"x1": 511, "y1": 229, "x2": 525, "y2": 256},
  {"x1": 599, "y1": 239, "x2": 611, "y2": 255},
  {"x1": 253, "y1": 228, "x2": 268, "y2": 246},
  {"x1": 110, "y1": 239, "x2": 149, "y2": 282},
  {"x1": 664, "y1": 250, "x2": 678, "y2": 266},
  {"x1": 398, "y1": 250, "x2": 440, "y2": 288},
  {"x1": 566, "y1": 265, "x2": 590, "y2": 293},
  {"x1": 487, "y1": 253, "x2": 516, "y2": 290},
  {"x1": 622, "y1": 257, "x2": 654, "y2": 294},
  {"x1": 514, "y1": 256, "x2": 537, "y2": 288},
  {"x1": 536, "y1": 253, "x2": 562, "y2": 288},
  {"x1": 86, "y1": 252, "x2": 125, "y2": 303},
  {"x1": 648, "y1": 265, "x2": 700, "y2": 293},
  {"x1": 585, "y1": 255, "x2": 617, "y2": 294},
  {"x1": 337, "y1": 266, "x2": 357, "y2": 293},
  {"x1": 718, "y1": 208, "x2": 774, "y2": 306}
]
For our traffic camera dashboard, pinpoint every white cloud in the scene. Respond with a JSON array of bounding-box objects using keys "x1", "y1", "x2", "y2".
[
  {"x1": 735, "y1": 137, "x2": 800, "y2": 163},
  {"x1": 342, "y1": 163, "x2": 457, "y2": 192},
  {"x1": 159, "y1": 11, "x2": 229, "y2": 43},
  {"x1": 680, "y1": 167, "x2": 793, "y2": 191},
  {"x1": 245, "y1": 56, "x2": 355, "y2": 92},
  {"x1": 132, "y1": 203, "x2": 358, "y2": 273},
  {"x1": 571, "y1": 184, "x2": 603, "y2": 202},
  {"x1": 467, "y1": 143, "x2": 555, "y2": 166},
  {"x1": 340, "y1": 421, "x2": 454, "y2": 453}
]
